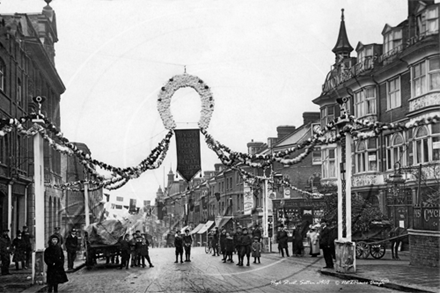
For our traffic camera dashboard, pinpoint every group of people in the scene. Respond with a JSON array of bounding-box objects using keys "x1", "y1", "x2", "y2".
[
  {"x1": 117, "y1": 230, "x2": 154, "y2": 269},
  {"x1": 1, "y1": 226, "x2": 33, "y2": 275},
  {"x1": 276, "y1": 219, "x2": 336, "y2": 269}
]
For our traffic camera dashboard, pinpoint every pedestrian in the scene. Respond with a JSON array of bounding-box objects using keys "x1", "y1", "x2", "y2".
[
  {"x1": 174, "y1": 230, "x2": 184, "y2": 263},
  {"x1": 319, "y1": 219, "x2": 334, "y2": 269},
  {"x1": 211, "y1": 227, "x2": 219, "y2": 256},
  {"x1": 44, "y1": 235, "x2": 68, "y2": 293},
  {"x1": 65, "y1": 229, "x2": 78, "y2": 271},
  {"x1": 22, "y1": 226, "x2": 32, "y2": 269},
  {"x1": 277, "y1": 225, "x2": 289, "y2": 257},
  {"x1": 251, "y1": 237, "x2": 262, "y2": 264},
  {"x1": 292, "y1": 223, "x2": 304, "y2": 257},
  {"x1": 239, "y1": 227, "x2": 252, "y2": 266},
  {"x1": 129, "y1": 233, "x2": 137, "y2": 267},
  {"x1": 139, "y1": 236, "x2": 154, "y2": 268},
  {"x1": 118, "y1": 235, "x2": 131, "y2": 269},
  {"x1": 134, "y1": 231, "x2": 143, "y2": 267},
  {"x1": 183, "y1": 229, "x2": 192, "y2": 262},
  {"x1": 225, "y1": 232, "x2": 234, "y2": 263},
  {"x1": 252, "y1": 225, "x2": 262, "y2": 242},
  {"x1": 233, "y1": 226, "x2": 242, "y2": 257},
  {"x1": 219, "y1": 228, "x2": 227, "y2": 262},
  {"x1": 306, "y1": 225, "x2": 320, "y2": 257},
  {"x1": 51, "y1": 227, "x2": 64, "y2": 247},
  {"x1": 0, "y1": 229, "x2": 12, "y2": 275},
  {"x1": 12, "y1": 232, "x2": 26, "y2": 270}
]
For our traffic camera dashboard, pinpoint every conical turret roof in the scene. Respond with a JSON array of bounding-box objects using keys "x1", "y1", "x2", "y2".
[{"x1": 332, "y1": 9, "x2": 353, "y2": 56}]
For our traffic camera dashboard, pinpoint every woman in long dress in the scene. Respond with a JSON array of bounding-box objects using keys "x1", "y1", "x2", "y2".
[
  {"x1": 44, "y1": 235, "x2": 68, "y2": 293},
  {"x1": 307, "y1": 225, "x2": 320, "y2": 257}
]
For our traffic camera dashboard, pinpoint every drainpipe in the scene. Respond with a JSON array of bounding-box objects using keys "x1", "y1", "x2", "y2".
[
  {"x1": 24, "y1": 182, "x2": 32, "y2": 226},
  {"x1": 8, "y1": 179, "x2": 14, "y2": 238}
]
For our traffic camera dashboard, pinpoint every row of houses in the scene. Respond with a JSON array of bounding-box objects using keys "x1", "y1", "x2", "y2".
[{"x1": 156, "y1": 0, "x2": 439, "y2": 267}]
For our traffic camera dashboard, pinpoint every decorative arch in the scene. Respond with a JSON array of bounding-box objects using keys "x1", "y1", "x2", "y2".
[{"x1": 157, "y1": 74, "x2": 214, "y2": 130}]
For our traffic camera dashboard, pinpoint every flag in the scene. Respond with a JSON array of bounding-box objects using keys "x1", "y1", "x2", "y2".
[{"x1": 175, "y1": 129, "x2": 201, "y2": 182}]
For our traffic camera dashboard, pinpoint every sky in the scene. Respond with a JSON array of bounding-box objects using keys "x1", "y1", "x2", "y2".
[{"x1": 1, "y1": 0, "x2": 412, "y2": 206}]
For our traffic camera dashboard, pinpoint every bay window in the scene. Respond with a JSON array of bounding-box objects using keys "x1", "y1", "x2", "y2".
[
  {"x1": 412, "y1": 57, "x2": 440, "y2": 97},
  {"x1": 354, "y1": 87, "x2": 376, "y2": 118},
  {"x1": 414, "y1": 126, "x2": 429, "y2": 164},
  {"x1": 356, "y1": 138, "x2": 378, "y2": 173},
  {"x1": 320, "y1": 105, "x2": 335, "y2": 128}
]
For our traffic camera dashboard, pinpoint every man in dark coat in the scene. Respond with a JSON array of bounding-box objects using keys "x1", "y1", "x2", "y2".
[
  {"x1": 211, "y1": 227, "x2": 219, "y2": 256},
  {"x1": 277, "y1": 225, "x2": 289, "y2": 257},
  {"x1": 65, "y1": 229, "x2": 78, "y2": 271},
  {"x1": 118, "y1": 235, "x2": 131, "y2": 269},
  {"x1": 182, "y1": 229, "x2": 192, "y2": 262},
  {"x1": 22, "y1": 226, "x2": 32, "y2": 269},
  {"x1": 44, "y1": 235, "x2": 68, "y2": 293},
  {"x1": 12, "y1": 232, "x2": 26, "y2": 270},
  {"x1": 174, "y1": 230, "x2": 184, "y2": 263},
  {"x1": 239, "y1": 228, "x2": 252, "y2": 266},
  {"x1": 219, "y1": 229, "x2": 227, "y2": 262},
  {"x1": 319, "y1": 219, "x2": 334, "y2": 269},
  {"x1": 0, "y1": 229, "x2": 12, "y2": 275},
  {"x1": 252, "y1": 225, "x2": 262, "y2": 242},
  {"x1": 233, "y1": 226, "x2": 242, "y2": 256}
]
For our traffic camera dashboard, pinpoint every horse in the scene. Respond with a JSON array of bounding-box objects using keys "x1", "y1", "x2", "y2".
[{"x1": 389, "y1": 227, "x2": 407, "y2": 259}]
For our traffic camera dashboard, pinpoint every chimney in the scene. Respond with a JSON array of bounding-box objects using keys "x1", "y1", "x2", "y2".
[
  {"x1": 276, "y1": 126, "x2": 296, "y2": 141},
  {"x1": 303, "y1": 112, "x2": 320, "y2": 125},
  {"x1": 247, "y1": 140, "x2": 265, "y2": 155},
  {"x1": 267, "y1": 137, "x2": 278, "y2": 149}
]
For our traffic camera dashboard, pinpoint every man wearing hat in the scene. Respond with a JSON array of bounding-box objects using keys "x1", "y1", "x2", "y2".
[
  {"x1": 22, "y1": 226, "x2": 32, "y2": 269},
  {"x1": 1, "y1": 229, "x2": 12, "y2": 275},
  {"x1": 65, "y1": 229, "x2": 79, "y2": 271},
  {"x1": 319, "y1": 219, "x2": 334, "y2": 269}
]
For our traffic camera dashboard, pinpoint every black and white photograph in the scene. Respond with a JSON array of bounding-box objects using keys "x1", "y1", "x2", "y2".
[{"x1": 0, "y1": 0, "x2": 439, "y2": 292}]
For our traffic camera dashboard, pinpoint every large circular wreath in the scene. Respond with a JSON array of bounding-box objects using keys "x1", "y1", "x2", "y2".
[{"x1": 157, "y1": 73, "x2": 215, "y2": 130}]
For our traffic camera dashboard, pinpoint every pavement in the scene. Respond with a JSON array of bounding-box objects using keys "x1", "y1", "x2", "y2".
[
  {"x1": 0, "y1": 251, "x2": 85, "y2": 293},
  {"x1": 267, "y1": 243, "x2": 439, "y2": 293}
]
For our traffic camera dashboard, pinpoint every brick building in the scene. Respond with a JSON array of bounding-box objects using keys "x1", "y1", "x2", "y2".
[
  {"x1": 313, "y1": 1, "x2": 439, "y2": 267},
  {"x1": 0, "y1": 2, "x2": 65, "y2": 242}
]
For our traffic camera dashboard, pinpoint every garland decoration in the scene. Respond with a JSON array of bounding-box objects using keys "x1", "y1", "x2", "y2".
[{"x1": 157, "y1": 73, "x2": 214, "y2": 130}]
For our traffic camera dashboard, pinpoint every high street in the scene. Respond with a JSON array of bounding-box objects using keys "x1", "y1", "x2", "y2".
[{"x1": 56, "y1": 247, "x2": 396, "y2": 293}]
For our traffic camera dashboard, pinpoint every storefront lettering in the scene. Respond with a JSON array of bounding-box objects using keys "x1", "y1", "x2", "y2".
[{"x1": 424, "y1": 209, "x2": 439, "y2": 222}]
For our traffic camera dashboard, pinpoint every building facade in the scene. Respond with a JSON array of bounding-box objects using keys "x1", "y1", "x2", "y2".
[
  {"x1": 313, "y1": 1, "x2": 439, "y2": 267},
  {"x1": 0, "y1": 3, "x2": 65, "y2": 243}
]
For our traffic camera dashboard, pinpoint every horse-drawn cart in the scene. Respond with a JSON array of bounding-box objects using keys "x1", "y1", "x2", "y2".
[{"x1": 353, "y1": 220, "x2": 407, "y2": 259}]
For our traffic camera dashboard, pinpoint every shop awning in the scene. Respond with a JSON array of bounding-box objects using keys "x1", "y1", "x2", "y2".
[
  {"x1": 190, "y1": 223, "x2": 204, "y2": 235},
  {"x1": 217, "y1": 217, "x2": 233, "y2": 230},
  {"x1": 197, "y1": 221, "x2": 215, "y2": 234}
]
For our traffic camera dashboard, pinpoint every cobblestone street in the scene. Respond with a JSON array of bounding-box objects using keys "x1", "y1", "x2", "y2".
[{"x1": 57, "y1": 247, "x2": 396, "y2": 293}]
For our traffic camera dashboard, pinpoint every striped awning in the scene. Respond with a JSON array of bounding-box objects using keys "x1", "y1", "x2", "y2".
[{"x1": 190, "y1": 223, "x2": 204, "y2": 235}]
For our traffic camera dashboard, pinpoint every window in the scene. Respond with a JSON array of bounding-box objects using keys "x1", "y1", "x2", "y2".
[
  {"x1": 414, "y1": 126, "x2": 429, "y2": 163},
  {"x1": 387, "y1": 77, "x2": 401, "y2": 110},
  {"x1": 417, "y1": 6, "x2": 439, "y2": 36},
  {"x1": 357, "y1": 46, "x2": 374, "y2": 69},
  {"x1": 384, "y1": 28, "x2": 402, "y2": 54},
  {"x1": 356, "y1": 138, "x2": 378, "y2": 173},
  {"x1": 312, "y1": 147, "x2": 321, "y2": 165},
  {"x1": 0, "y1": 58, "x2": 5, "y2": 91},
  {"x1": 429, "y1": 56, "x2": 440, "y2": 91},
  {"x1": 412, "y1": 57, "x2": 440, "y2": 97},
  {"x1": 386, "y1": 133, "x2": 405, "y2": 170},
  {"x1": 320, "y1": 105, "x2": 335, "y2": 128},
  {"x1": 322, "y1": 148, "x2": 336, "y2": 178},
  {"x1": 116, "y1": 196, "x2": 123, "y2": 202},
  {"x1": 354, "y1": 87, "x2": 376, "y2": 118},
  {"x1": 433, "y1": 123, "x2": 440, "y2": 161}
]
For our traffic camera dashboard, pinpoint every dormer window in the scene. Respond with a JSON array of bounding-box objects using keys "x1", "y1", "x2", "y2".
[
  {"x1": 384, "y1": 28, "x2": 402, "y2": 55},
  {"x1": 357, "y1": 45, "x2": 374, "y2": 68},
  {"x1": 417, "y1": 6, "x2": 439, "y2": 36}
]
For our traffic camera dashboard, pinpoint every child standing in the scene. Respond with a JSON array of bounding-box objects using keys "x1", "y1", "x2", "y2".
[
  {"x1": 174, "y1": 231, "x2": 184, "y2": 263},
  {"x1": 252, "y1": 237, "x2": 262, "y2": 264}
]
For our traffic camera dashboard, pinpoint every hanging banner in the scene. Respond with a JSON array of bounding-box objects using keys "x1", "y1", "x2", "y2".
[
  {"x1": 175, "y1": 129, "x2": 201, "y2": 182},
  {"x1": 243, "y1": 183, "x2": 253, "y2": 215}
]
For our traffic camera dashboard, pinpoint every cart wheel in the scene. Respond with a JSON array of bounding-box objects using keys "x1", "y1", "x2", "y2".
[
  {"x1": 370, "y1": 243, "x2": 386, "y2": 259},
  {"x1": 356, "y1": 242, "x2": 370, "y2": 259}
]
